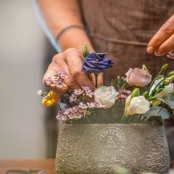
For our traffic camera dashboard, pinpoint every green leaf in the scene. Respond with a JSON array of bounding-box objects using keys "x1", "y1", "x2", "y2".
[
  {"x1": 142, "y1": 106, "x2": 169, "y2": 120},
  {"x1": 156, "y1": 96, "x2": 168, "y2": 105},
  {"x1": 165, "y1": 92, "x2": 174, "y2": 101},
  {"x1": 167, "y1": 101, "x2": 174, "y2": 109}
]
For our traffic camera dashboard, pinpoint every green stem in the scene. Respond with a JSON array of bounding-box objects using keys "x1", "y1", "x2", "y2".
[
  {"x1": 166, "y1": 91, "x2": 174, "y2": 101},
  {"x1": 157, "y1": 91, "x2": 174, "y2": 115},
  {"x1": 94, "y1": 73, "x2": 99, "y2": 88},
  {"x1": 121, "y1": 115, "x2": 128, "y2": 123},
  {"x1": 128, "y1": 115, "x2": 133, "y2": 123}
]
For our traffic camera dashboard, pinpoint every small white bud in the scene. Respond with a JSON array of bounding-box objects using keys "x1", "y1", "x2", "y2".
[{"x1": 37, "y1": 90, "x2": 43, "y2": 96}]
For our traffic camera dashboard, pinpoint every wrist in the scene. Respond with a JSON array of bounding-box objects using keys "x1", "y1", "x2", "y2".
[{"x1": 57, "y1": 27, "x2": 95, "y2": 53}]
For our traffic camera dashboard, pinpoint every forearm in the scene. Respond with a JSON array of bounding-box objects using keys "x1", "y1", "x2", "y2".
[{"x1": 33, "y1": 0, "x2": 94, "y2": 52}]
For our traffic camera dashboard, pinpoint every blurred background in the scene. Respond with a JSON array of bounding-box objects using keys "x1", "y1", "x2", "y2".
[{"x1": 0, "y1": 0, "x2": 57, "y2": 159}]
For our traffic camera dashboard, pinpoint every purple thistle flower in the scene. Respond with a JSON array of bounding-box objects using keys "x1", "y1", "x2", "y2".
[
  {"x1": 81, "y1": 52, "x2": 114, "y2": 73},
  {"x1": 70, "y1": 94, "x2": 77, "y2": 102}
]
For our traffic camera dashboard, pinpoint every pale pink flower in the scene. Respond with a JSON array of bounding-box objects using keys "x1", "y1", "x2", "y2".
[
  {"x1": 87, "y1": 102, "x2": 95, "y2": 108},
  {"x1": 61, "y1": 116, "x2": 67, "y2": 121},
  {"x1": 56, "y1": 114, "x2": 66, "y2": 120},
  {"x1": 46, "y1": 77, "x2": 52, "y2": 85},
  {"x1": 125, "y1": 68, "x2": 152, "y2": 87},
  {"x1": 94, "y1": 101, "x2": 101, "y2": 108},
  {"x1": 79, "y1": 102, "x2": 87, "y2": 109},
  {"x1": 74, "y1": 112, "x2": 83, "y2": 119},
  {"x1": 82, "y1": 86, "x2": 90, "y2": 91},
  {"x1": 53, "y1": 70, "x2": 63, "y2": 76},
  {"x1": 63, "y1": 109, "x2": 70, "y2": 115},
  {"x1": 70, "y1": 94, "x2": 77, "y2": 102},
  {"x1": 68, "y1": 113, "x2": 75, "y2": 119},
  {"x1": 71, "y1": 106, "x2": 77, "y2": 113},
  {"x1": 74, "y1": 89, "x2": 83, "y2": 95},
  {"x1": 61, "y1": 72, "x2": 68, "y2": 80},
  {"x1": 55, "y1": 79, "x2": 65, "y2": 88},
  {"x1": 51, "y1": 75, "x2": 59, "y2": 82},
  {"x1": 86, "y1": 90, "x2": 94, "y2": 98}
]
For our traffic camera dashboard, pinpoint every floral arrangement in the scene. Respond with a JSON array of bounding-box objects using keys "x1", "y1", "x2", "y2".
[{"x1": 37, "y1": 44, "x2": 174, "y2": 125}]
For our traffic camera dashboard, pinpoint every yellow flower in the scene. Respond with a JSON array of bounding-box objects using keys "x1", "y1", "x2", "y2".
[{"x1": 42, "y1": 91, "x2": 59, "y2": 107}]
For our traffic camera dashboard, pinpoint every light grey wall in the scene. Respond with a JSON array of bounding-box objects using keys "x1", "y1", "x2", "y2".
[{"x1": 0, "y1": 0, "x2": 48, "y2": 158}]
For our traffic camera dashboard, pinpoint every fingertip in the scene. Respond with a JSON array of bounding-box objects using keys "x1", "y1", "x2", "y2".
[{"x1": 147, "y1": 46, "x2": 154, "y2": 53}]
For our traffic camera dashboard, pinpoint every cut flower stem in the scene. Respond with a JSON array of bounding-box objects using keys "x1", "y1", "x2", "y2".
[{"x1": 94, "y1": 73, "x2": 99, "y2": 88}]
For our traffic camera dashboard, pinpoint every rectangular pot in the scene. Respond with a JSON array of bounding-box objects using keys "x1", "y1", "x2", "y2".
[{"x1": 55, "y1": 123, "x2": 170, "y2": 174}]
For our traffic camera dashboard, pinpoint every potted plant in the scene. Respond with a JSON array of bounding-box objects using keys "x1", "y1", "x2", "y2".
[{"x1": 38, "y1": 44, "x2": 174, "y2": 174}]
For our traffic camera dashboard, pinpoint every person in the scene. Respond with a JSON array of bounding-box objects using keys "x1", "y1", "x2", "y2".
[
  {"x1": 33, "y1": 0, "x2": 174, "y2": 158},
  {"x1": 33, "y1": 0, "x2": 174, "y2": 93}
]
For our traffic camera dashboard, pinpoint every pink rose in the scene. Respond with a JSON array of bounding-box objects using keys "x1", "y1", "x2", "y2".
[{"x1": 125, "y1": 68, "x2": 152, "y2": 87}]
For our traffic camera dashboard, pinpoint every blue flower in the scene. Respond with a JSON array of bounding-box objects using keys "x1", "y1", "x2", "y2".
[{"x1": 81, "y1": 53, "x2": 114, "y2": 74}]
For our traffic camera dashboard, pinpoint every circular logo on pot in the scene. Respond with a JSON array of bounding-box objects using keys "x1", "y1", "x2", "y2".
[{"x1": 96, "y1": 127, "x2": 126, "y2": 156}]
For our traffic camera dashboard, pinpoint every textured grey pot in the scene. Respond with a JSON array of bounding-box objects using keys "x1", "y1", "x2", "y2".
[{"x1": 55, "y1": 123, "x2": 170, "y2": 174}]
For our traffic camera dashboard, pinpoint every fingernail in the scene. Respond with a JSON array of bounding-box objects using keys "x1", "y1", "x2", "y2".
[
  {"x1": 155, "y1": 50, "x2": 161, "y2": 56},
  {"x1": 147, "y1": 46, "x2": 154, "y2": 53},
  {"x1": 167, "y1": 52, "x2": 174, "y2": 59}
]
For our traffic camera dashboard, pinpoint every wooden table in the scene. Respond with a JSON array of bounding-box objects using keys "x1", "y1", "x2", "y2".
[
  {"x1": 0, "y1": 160, "x2": 174, "y2": 174},
  {"x1": 0, "y1": 159, "x2": 55, "y2": 174}
]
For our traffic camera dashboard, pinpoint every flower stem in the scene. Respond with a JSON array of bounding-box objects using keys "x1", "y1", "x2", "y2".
[
  {"x1": 86, "y1": 115, "x2": 90, "y2": 123},
  {"x1": 166, "y1": 91, "x2": 174, "y2": 101},
  {"x1": 157, "y1": 91, "x2": 174, "y2": 115},
  {"x1": 94, "y1": 73, "x2": 99, "y2": 88}
]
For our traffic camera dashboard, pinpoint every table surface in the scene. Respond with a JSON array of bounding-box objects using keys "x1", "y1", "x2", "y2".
[
  {"x1": 0, "y1": 160, "x2": 174, "y2": 174},
  {"x1": 0, "y1": 159, "x2": 55, "y2": 174}
]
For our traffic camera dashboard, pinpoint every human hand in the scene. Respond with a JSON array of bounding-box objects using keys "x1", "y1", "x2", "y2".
[
  {"x1": 147, "y1": 15, "x2": 174, "y2": 58},
  {"x1": 43, "y1": 48, "x2": 103, "y2": 94}
]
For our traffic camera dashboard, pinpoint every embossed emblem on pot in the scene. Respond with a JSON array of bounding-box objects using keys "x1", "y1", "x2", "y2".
[{"x1": 96, "y1": 127, "x2": 126, "y2": 162}]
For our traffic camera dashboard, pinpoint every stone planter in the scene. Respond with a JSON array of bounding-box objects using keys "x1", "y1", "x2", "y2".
[{"x1": 55, "y1": 123, "x2": 170, "y2": 174}]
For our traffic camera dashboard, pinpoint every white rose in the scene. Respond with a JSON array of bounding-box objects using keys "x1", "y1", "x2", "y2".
[
  {"x1": 150, "y1": 77, "x2": 173, "y2": 98},
  {"x1": 126, "y1": 96, "x2": 150, "y2": 116},
  {"x1": 94, "y1": 86, "x2": 119, "y2": 109}
]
